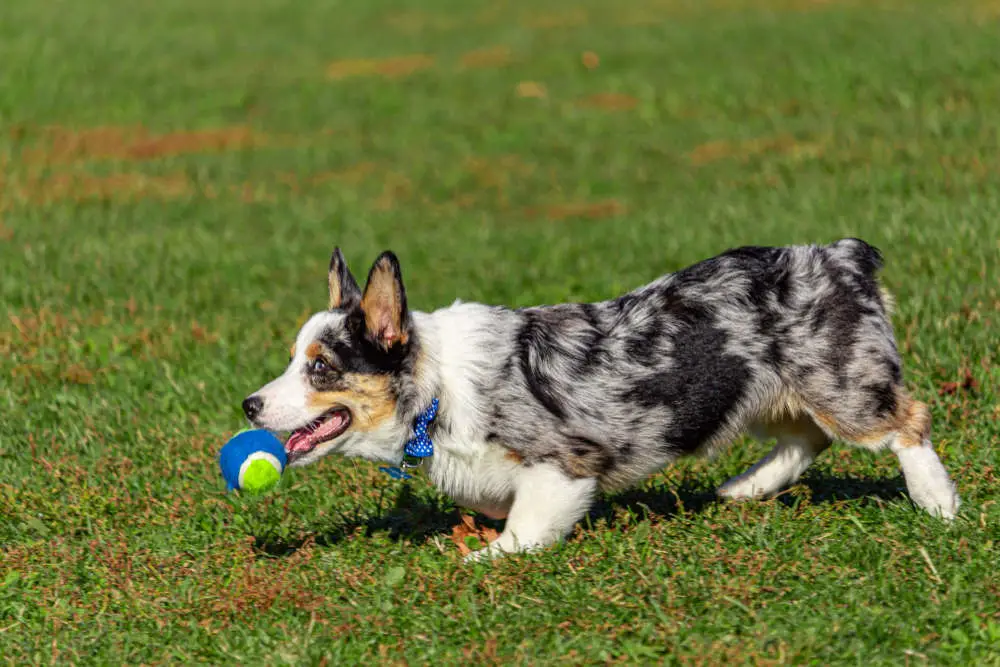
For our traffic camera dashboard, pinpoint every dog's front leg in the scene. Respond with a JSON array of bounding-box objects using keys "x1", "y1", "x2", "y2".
[{"x1": 464, "y1": 462, "x2": 596, "y2": 562}]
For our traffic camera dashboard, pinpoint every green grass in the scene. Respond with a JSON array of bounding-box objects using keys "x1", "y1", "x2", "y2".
[{"x1": 2, "y1": 0, "x2": 999, "y2": 663}]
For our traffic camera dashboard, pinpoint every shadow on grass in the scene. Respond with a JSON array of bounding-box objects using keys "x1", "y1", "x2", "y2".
[
  {"x1": 588, "y1": 473, "x2": 908, "y2": 527},
  {"x1": 252, "y1": 473, "x2": 909, "y2": 558},
  {"x1": 252, "y1": 484, "x2": 462, "y2": 558},
  {"x1": 797, "y1": 473, "x2": 907, "y2": 504}
]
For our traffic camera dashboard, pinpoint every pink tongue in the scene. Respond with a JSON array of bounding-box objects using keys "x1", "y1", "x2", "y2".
[{"x1": 286, "y1": 412, "x2": 348, "y2": 453}]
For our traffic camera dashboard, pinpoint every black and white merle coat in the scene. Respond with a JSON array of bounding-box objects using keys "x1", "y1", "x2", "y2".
[{"x1": 245, "y1": 239, "x2": 960, "y2": 560}]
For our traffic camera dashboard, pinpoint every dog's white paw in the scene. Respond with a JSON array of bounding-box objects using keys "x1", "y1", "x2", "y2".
[
  {"x1": 717, "y1": 475, "x2": 769, "y2": 500},
  {"x1": 464, "y1": 543, "x2": 507, "y2": 564},
  {"x1": 463, "y1": 536, "x2": 547, "y2": 563},
  {"x1": 909, "y1": 483, "x2": 961, "y2": 522},
  {"x1": 895, "y1": 443, "x2": 961, "y2": 522}
]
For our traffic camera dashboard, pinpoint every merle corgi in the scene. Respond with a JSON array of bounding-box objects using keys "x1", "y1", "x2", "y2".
[{"x1": 243, "y1": 240, "x2": 960, "y2": 560}]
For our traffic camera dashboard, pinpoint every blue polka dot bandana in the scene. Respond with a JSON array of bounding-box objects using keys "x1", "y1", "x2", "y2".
[
  {"x1": 403, "y1": 398, "x2": 438, "y2": 458},
  {"x1": 380, "y1": 398, "x2": 439, "y2": 480}
]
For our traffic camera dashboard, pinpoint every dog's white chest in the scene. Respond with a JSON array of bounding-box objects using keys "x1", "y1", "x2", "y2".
[{"x1": 424, "y1": 438, "x2": 520, "y2": 518}]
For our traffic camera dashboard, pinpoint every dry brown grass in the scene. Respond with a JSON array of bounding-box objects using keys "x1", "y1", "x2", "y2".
[
  {"x1": 688, "y1": 134, "x2": 826, "y2": 165},
  {"x1": 20, "y1": 125, "x2": 265, "y2": 164},
  {"x1": 577, "y1": 92, "x2": 639, "y2": 111},
  {"x1": 516, "y1": 81, "x2": 548, "y2": 99},
  {"x1": 521, "y1": 9, "x2": 589, "y2": 29},
  {"x1": 459, "y1": 46, "x2": 513, "y2": 70},
  {"x1": 525, "y1": 199, "x2": 627, "y2": 221},
  {"x1": 17, "y1": 171, "x2": 191, "y2": 204},
  {"x1": 327, "y1": 54, "x2": 435, "y2": 80}
]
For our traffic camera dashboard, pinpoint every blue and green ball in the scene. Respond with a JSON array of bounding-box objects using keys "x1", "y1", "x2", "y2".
[{"x1": 218, "y1": 429, "x2": 287, "y2": 493}]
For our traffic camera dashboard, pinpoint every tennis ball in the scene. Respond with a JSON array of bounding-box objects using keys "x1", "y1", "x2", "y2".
[{"x1": 218, "y1": 429, "x2": 287, "y2": 493}]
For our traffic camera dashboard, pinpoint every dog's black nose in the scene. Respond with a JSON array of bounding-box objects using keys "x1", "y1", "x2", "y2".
[{"x1": 242, "y1": 395, "x2": 263, "y2": 422}]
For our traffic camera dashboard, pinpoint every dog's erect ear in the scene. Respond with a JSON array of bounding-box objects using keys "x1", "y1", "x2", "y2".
[
  {"x1": 360, "y1": 251, "x2": 410, "y2": 350},
  {"x1": 328, "y1": 247, "x2": 362, "y2": 310}
]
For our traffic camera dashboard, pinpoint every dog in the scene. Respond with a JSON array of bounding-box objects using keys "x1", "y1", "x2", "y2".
[{"x1": 243, "y1": 239, "x2": 960, "y2": 560}]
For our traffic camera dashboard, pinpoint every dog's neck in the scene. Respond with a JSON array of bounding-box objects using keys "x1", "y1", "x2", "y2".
[
  {"x1": 406, "y1": 302, "x2": 508, "y2": 447},
  {"x1": 402, "y1": 304, "x2": 521, "y2": 516}
]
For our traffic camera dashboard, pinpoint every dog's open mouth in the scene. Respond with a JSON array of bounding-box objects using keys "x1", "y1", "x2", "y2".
[{"x1": 285, "y1": 408, "x2": 351, "y2": 460}]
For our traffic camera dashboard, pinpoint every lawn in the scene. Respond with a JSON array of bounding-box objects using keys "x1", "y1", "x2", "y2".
[{"x1": 1, "y1": 0, "x2": 999, "y2": 663}]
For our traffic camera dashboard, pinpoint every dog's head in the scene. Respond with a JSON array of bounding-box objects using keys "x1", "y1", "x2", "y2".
[{"x1": 243, "y1": 248, "x2": 419, "y2": 467}]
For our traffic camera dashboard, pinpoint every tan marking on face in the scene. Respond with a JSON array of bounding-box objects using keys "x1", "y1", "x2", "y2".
[
  {"x1": 361, "y1": 257, "x2": 409, "y2": 348},
  {"x1": 289, "y1": 343, "x2": 297, "y2": 359},
  {"x1": 504, "y1": 449, "x2": 524, "y2": 465},
  {"x1": 306, "y1": 373, "x2": 397, "y2": 432},
  {"x1": 305, "y1": 341, "x2": 324, "y2": 361}
]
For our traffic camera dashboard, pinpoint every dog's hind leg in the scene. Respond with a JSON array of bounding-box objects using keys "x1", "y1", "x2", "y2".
[
  {"x1": 717, "y1": 416, "x2": 831, "y2": 500},
  {"x1": 888, "y1": 398, "x2": 960, "y2": 520},
  {"x1": 806, "y1": 390, "x2": 960, "y2": 520},
  {"x1": 831, "y1": 394, "x2": 959, "y2": 520},
  {"x1": 465, "y1": 462, "x2": 597, "y2": 562}
]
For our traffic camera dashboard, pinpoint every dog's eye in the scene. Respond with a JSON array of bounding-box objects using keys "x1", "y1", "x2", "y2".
[{"x1": 309, "y1": 358, "x2": 329, "y2": 373}]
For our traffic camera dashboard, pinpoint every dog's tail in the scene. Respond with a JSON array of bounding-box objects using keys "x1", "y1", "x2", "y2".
[
  {"x1": 829, "y1": 238, "x2": 894, "y2": 316},
  {"x1": 830, "y1": 237, "x2": 883, "y2": 273}
]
